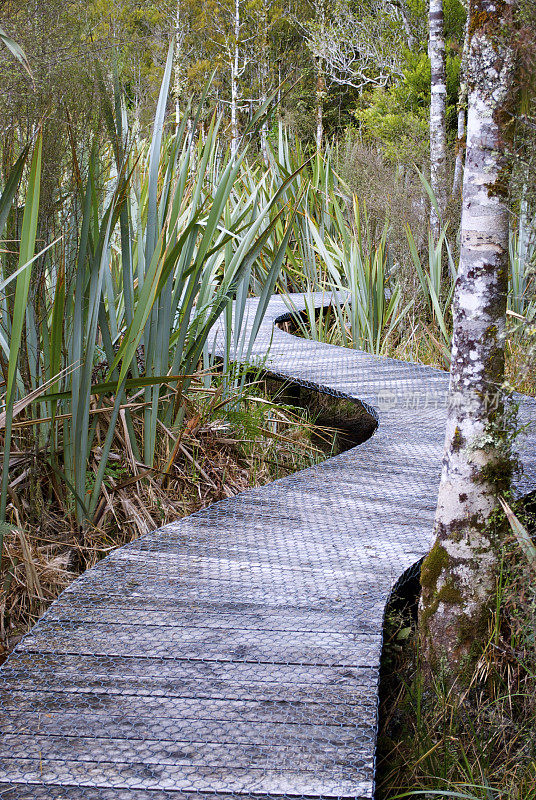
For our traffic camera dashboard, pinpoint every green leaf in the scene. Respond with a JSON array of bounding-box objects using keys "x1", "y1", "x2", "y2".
[
  {"x1": 0, "y1": 26, "x2": 33, "y2": 82},
  {"x1": 0, "y1": 146, "x2": 29, "y2": 237},
  {"x1": 500, "y1": 498, "x2": 536, "y2": 568},
  {"x1": 6, "y1": 134, "x2": 42, "y2": 403},
  {"x1": 0, "y1": 134, "x2": 41, "y2": 527}
]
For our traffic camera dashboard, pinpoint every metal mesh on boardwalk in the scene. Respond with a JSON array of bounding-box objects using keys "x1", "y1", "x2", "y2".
[{"x1": 1, "y1": 293, "x2": 535, "y2": 800}]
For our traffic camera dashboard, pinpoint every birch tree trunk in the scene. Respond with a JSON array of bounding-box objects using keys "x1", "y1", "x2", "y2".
[
  {"x1": 315, "y1": 0, "x2": 326, "y2": 152},
  {"x1": 230, "y1": 0, "x2": 241, "y2": 160},
  {"x1": 260, "y1": 95, "x2": 269, "y2": 164},
  {"x1": 451, "y1": 13, "x2": 469, "y2": 200},
  {"x1": 315, "y1": 55, "x2": 325, "y2": 152},
  {"x1": 173, "y1": 0, "x2": 183, "y2": 130},
  {"x1": 388, "y1": 0, "x2": 416, "y2": 49},
  {"x1": 259, "y1": 0, "x2": 269, "y2": 165},
  {"x1": 419, "y1": 0, "x2": 516, "y2": 676},
  {"x1": 429, "y1": 0, "x2": 448, "y2": 233}
]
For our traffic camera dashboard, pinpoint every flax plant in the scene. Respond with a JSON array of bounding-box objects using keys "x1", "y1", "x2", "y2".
[
  {"x1": 0, "y1": 43, "x2": 305, "y2": 541},
  {"x1": 299, "y1": 197, "x2": 409, "y2": 355},
  {"x1": 509, "y1": 224, "x2": 535, "y2": 318},
  {"x1": 406, "y1": 224, "x2": 457, "y2": 365},
  {"x1": 0, "y1": 135, "x2": 42, "y2": 537}
]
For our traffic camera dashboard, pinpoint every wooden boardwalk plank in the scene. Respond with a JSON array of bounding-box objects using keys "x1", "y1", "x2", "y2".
[
  {"x1": 0, "y1": 789, "x2": 354, "y2": 800},
  {"x1": 0, "y1": 673, "x2": 374, "y2": 705},
  {"x1": 0, "y1": 292, "x2": 534, "y2": 800},
  {"x1": 0, "y1": 690, "x2": 377, "y2": 727},
  {"x1": 0, "y1": 734, "x2": 372, "y2": 770},
  {"x1": 18, "y1": 622, "x2": 381, "y2": 666},
  {"x1": 0, "y1": 760, "x2": 373, "y2": 797},
  {"x1": 0, "y1": 710, "x2": 375, "y2": 748},
  {"x1": 43, "y1": 604, "x2": 378, "y2": 634}
]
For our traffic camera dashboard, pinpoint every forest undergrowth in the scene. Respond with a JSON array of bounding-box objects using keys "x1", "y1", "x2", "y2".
[
  {"x1": 0, "y1": 373, "x2": 327, "y2": 661},
  {"x1": 376, "y1": 497, "x2": 536, "y2": 800}
]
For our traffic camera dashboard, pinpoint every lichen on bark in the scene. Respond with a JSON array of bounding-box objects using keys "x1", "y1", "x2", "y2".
[
  {"x1": 429, "y1": 0, "x2": 448, "y2": 232},
  {"x1": 419, "y1": 0, "x2": 518, "y2": 681}
]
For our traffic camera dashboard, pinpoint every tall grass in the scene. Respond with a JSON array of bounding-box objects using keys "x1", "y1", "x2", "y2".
[
  {"x1": 509, "y1": 223, "x2": 535, "y2": 318},
  {"x1": 303, "y1": 199, "x2": 409, "y2": 355},
  {"x1": 406, "y1": 224, "x2": 457, "y2": 365},
  {"x1": 0, "y1": 45, "x2": 303, "y2": 542},
  {"x1": 271, "y1": 154, "x2": 534, "y2": 378},
  {"x1": 0, "y1": 136, "x2": 42, "y2": 558}
]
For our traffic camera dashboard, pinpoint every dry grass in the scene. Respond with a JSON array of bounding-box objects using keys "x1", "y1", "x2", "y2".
[
  {"x1": 0, "y1": 378, "x2": 325, "y2": 662},
  {"x1": 335, "y1": 137, "x2": 428, "y2": 267},
  {"x1": 389, "y1": 325, "x2": 450, "y2": 371},
  {"x1": 505, "y1": 335, "x2": 536, "y2": 396}
]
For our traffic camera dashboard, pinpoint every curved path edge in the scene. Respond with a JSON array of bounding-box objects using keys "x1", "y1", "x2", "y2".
[{"x1": 0, "y1": 292, "x2": 534, "y2": 800}]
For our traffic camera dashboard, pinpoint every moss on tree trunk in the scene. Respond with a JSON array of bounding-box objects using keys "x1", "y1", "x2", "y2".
[{"x1": 419, "y1": 0, "x2": 517, "y2": 680}]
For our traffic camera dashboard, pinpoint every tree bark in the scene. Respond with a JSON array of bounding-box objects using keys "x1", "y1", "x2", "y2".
[
  {"x1": 429, "y1": 0, "x2": 448, "y2": 233},
  {"x1": 259, "y1": 0, "x2": 270, "y2": 165},
  {"x1": 451, "y1": 13, "x2": 469, "y2": 200},
  {"x1": 315, "y1": 0, "x2": 326, "y2": 152},
  {"x1": 315, "y1": 55, "x2": 325, "y2": 152},
  {"x1": 173, "y1": 0, "x2": 183, "y2": 130},
  {"x1": 419, "y1": 0, "x2": 516, "y2": 676},
  {"x1": 230, "y1": 0, "x2": 241, "y2": 160}
]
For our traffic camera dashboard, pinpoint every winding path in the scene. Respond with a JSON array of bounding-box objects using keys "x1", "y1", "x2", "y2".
[{"x1": 1, "y1": 293, "x2": 535, "y2": 800}]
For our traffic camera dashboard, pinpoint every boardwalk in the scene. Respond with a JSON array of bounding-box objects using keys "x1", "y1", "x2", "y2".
[{"x1": 1, "y1": 293, "x2": 535, "y2": 800}]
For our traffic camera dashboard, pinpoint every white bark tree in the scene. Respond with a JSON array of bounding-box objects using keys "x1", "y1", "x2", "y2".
[
  {"x1": 229, "y1": 0, "x2": 243, "y2": 158},
  {"x1": 202, "y1": 0, "x2": 254, "y2": 159},
  {"x1": 429, "y1": 0, "x2": 448, "y2": 233},
  {"x1": 299, "y1": 0, "x2": 410, "y2": 150},
  {"x1": 303, "y1": 0, "x2": 407, "y2": 98},
  {"x1": 307, "y1": 0, "x2": 328, "y2": 151},
  {"x1": 316, "y1": 52, "x2": 326, "y2": 152},
  {"x1": 258, "y1": 0, "x2": 270, "y2": 163},
  {"x1": 386, "y1": 0, "x2": 417, "y2": 49},
  {"x1": 451, "y1": 11, "x2": 469, "y2": 200},
  {"x1": 172, "y1": 0, "x2": 186, "y2": 129},
  {"x1": 419, "y1": 0, "x2": 517, "y2": 675}
]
